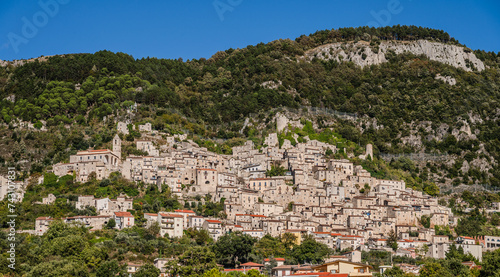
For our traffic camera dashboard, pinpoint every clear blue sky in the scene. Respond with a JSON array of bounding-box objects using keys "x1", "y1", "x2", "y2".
[{"x1": 0, "y1": 0, "x2": 499, "y2": 61}]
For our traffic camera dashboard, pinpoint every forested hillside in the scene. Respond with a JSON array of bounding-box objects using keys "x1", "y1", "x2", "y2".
[
  {"x1": 0, "y1": 25, "x2": 499, "y2": 189},
  {"x1": 1, "y1": 24, "x2": 500, "y2": 277}
]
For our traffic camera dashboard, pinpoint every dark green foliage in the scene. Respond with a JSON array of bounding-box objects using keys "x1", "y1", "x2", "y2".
[
  {"x1": 96, "y1": 260, "x2": 127, "y2": 277},
  {"x1": 184, "y1": 228, "x2": 213, "y2": 246},
  {"x1": 212, "y1": 232, "x2": 257, "y2": 267},
  {"x1": 289, "y1": 235, "x2": 331, "y2": 264},
  {"x1": 480, "y1": 249, "x2": 500, "y2": 276},
  {"x1": 455, "y1": 208, "x2": 487, "y2": 236},
  {"x1": 167, "y1": 246, "x2": 220, "y2": 277},
  {"x1": 420, "y1": 215, "x2": 431, "y2": 228},
  {"x1": 133, "y1": 264, "x2": 161, "y2": 277},
  {"x1": 386, "y1": 229, "x2": 398, "y2": 251},
  {"x1": 266, "y1": 164, "x2": 286, "y2": 177},
  {"x1": 106, "y1": 218, "x2": 116, "y2": 229}
]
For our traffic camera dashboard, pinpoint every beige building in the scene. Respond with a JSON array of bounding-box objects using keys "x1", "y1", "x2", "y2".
[
  {"x1": 35, "y1": 216, "x2": 55, "y2": 235},
  {"x1": 114, "y1": 211, "x2": 134, "y2": 229},
  {"x1": 58, "y1": 134, "x2": 122, "y2": 182},
  {"x1": 159, "y1": 213, "x2": 183, "y2": 238},
  {"x1": 203, "y1": 219, "x2": 223, "y2": 241},
  {"x1": 195, "y1": 168, "x2": 218, "y2": 194},
  {"x1": 174, "y1": 209, "x2": 196, "y2": 229},
  {"x1": 312, "y1": 260, "x2": 372, "y2": 276}
]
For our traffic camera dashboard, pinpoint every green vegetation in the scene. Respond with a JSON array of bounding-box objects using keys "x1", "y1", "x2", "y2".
[
  {"x1": 0, "y1": 220, "x2": 332, "y2": 276},
  {"x1": 0, "y1": 25, "x2": 499, "y2": 191},
  {"x1": 0, "y1": 24, "x2": 500, "y2": 275}
]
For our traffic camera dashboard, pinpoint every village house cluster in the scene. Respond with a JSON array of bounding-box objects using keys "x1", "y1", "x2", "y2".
[{"x1": 14, "y1": 118, "x2": 494, "y2": 273}]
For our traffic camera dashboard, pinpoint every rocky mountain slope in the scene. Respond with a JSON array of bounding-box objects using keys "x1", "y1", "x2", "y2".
[
  {"x1": 0, "y1": 25, "x2": 499, "y2": 192},
  {"x1": 302, "y1": 40, "x2": 486, "y2": 72}
]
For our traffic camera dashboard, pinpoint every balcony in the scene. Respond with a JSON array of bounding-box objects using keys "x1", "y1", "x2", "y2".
[{"x1": 161, "y1": 224, "x2": 175, "y2": 229}]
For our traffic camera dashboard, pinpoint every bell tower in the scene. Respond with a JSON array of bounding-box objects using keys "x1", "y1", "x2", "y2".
[{"x1": 113, "y1": 134, "x2": 121, "y2": 159}]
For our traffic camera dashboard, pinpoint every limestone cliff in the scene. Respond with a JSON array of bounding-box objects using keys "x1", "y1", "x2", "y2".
[{"x1": 302, "y1": 40, "x2": 485, "y2": 72}]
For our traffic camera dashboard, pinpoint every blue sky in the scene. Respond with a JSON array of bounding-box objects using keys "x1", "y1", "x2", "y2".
[{"x1": 0, "y1": 0, "x2": 499, "y2": 61}]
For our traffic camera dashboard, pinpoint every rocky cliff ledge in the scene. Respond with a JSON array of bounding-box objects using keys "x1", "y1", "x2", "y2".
[{"x1": 302, "y1": 40, "x2": 485, "y2": 72}]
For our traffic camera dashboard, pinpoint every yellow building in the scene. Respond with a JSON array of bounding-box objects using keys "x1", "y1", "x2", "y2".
[
  {"x1": 311, "y1": 260, "x2": 372, "y2": 277},
  {"x1": 282, "y1": 229, "x2": 306, "y2": 245}
]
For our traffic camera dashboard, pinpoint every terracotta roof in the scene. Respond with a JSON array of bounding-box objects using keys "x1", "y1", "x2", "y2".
[
  {"x1": 264, "y1": 258, "x2": 285, "y2": 261},
  {"x1": 272, "y1": 264, "x2": 295, "y2": 269},
  {"x1": 36, "y1": 217, "x2": 53, "y2": 220},
  {"x1": 289, "y1": 272, "x2": 349, "y2": 277},
  {"x1": 240, "y1": 262, "x2": 264, "y2": 267},
  {"x1": 206, "y1": 220, "x2": 222, "y2": 223},
  {"x1": 114, "y1": 212, "x2": 133, "y2": 217},
  {"x1": 159, "y1": 213, "x2": 183, "y2": 218},
  {"x1": 174, "y1": 209, "x2": 195, "y2": 213},
  {"x1": 89, "y1": 149, "x2": 111, "y2": 152}
]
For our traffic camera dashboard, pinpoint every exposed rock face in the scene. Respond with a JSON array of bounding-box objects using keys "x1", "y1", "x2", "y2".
[
  {"x1": 0, "y1": 55, "x2": 58, "y2": 68},
  {"x1": 261, "y1": 80, "x2": 282, "y2": 90},
  {"x1": 302, "y1": 40, "x2": 485, "y2": 72},
  {"x1": 435, "y1": 74, "x2": 457, "y2": 85}
]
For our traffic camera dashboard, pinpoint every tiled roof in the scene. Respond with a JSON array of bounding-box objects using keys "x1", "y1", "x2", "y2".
[
  {"x1": 240, "y1": 262, "x2": 264, "y2": 267},
  {"x1": 159, "y1": 213, "x2": 183, "y2": 218},
  {"x1": 114, "y1": 212, "x2": 133, "y2": 217},
  {"x1": 174, "y1": 209, "x2": 195, "y2": 213}
]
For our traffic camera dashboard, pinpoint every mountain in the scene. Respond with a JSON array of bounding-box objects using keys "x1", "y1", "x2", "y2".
[{"x1": 0, "y1": 25, "x2": 499, "y2": 191}]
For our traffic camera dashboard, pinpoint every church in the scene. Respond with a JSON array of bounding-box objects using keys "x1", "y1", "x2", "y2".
[{"x1": 52, "y1": 134, "x2": 122, "y2": 182}]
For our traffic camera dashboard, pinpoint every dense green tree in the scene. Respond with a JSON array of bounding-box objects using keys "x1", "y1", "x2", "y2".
[
  {"x1": 107, "y1": 218, "x2": 116, "y2": 229},
  {"x1": 290, "y1": 235, "x2": 331, "y2": 264},
  {"x1": 167, "y1": 246, "x2": 220, "y2": 276},
  {"x1": 95, "y1": 260, "x2": 127, "y2": 277},
  {"x1": 253, "y1": 234, "x2": 286, "y2": 258},
  {"x1": 133, "y1": 264, "x2": 161, "y2": 277},
  {"x1": 386, "y1": 230, "x2": 398, "y2": 251},
  {"x1": 213, "y1": 232, "x2": 257, "y2": 267},
  {"x1": 480, "y1": 249, "x2": 500, "y2": 277},
  {"x1": 28, "y1": 259, "x2": 90, "y2": 277},
  {"x1": 419, "y1": 261, "x2": 453, "y2": 277},
  {"x1": 381, "y1": 266, "x2": 407, "y2": 277}
]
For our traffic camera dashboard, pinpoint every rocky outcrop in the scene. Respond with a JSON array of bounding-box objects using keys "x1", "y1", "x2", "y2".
[
  {"x1": 0, "y1": 55, "x2": 58, "y2": 68},
  {"x1": 302, "y1": 40, "x2": 485, "y2": 72},
  {"x1": 435, "y1": 74, "x2": 457, "y2": 85},
  {"x1": 261, "y1": 80, "x2": 282, "y2": 90}
]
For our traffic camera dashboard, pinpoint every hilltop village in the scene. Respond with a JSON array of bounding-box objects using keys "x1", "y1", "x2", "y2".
[{"x1": 1, "y1": 117, "x2": 493, "y2": 275}]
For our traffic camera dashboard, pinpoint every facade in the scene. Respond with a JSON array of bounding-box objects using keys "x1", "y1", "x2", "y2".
[
  {"x1": 203, "y1": 219, "x2": 223, "y2": 241},
  {"x1": 158, "y1": 213, "x2": 183, "y2": 238},
  {"x1": 312, "y1": 260, "x2": 372, "y2": 276},
  {"x1": 114, "y1": 212, "x2": 135, "y2": 229}
]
